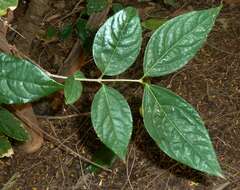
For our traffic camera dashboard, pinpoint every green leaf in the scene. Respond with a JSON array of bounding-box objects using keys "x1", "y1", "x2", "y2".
[
  {"x1": 142, "y1": 84, "x2": 223, "y2": 177},
  {"x1": 64, "y1": 71, "x2": 84, "y2": 105},
  {"x1": 0, "y1": 107, "x2": 29, "y2": 141},
  {"x1": 91, "y1": 85, "x2": 133, "y2": 160},
  {"x1": 112, "y1": 3, "x2": 124, "y2": 13},
  {"x1": 46, "y1": 25, "x2": 58, "y2": 40},
  {"x1": 93, "y1": 7, "x2": 142, "y2": 76},
  {"x1": 142, "y1": 18, "x2": 167, "y2": 31},
  {"x1": 87, "y1": 144, "x2": 117, "y2": 173},
  {"x1": 76, "y1": 18, "x2": 88, "y2": 42},
  {"x1": 0, "y1": 134, "x2": 13, "y2": 158},
  {"x1": 59, "y1": 24, "x2": 73, "y2": 40},
  {"x1": 86, "y1": 0, "x2": 108, "y2": 15},
  {"x1": 0, "y1": 53, "x2": 63, "y2": 104},
  {"x1": 0, "y1": 0, "x2": 18, "y2": 16},
  {"x1": 143, "y1": 6, "x2": 221, "y2": 77},
  {"x1": 76, "y1": 18, "x2": 93, "y2": 50}
]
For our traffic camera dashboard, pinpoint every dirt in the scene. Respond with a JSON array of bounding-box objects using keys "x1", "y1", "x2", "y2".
[{"x1": 0, "y1": 0, "x2": 240, "y2": 189}]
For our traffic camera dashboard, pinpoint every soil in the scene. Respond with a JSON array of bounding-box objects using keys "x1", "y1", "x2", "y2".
[{"x1": 0, "y1": 0, "x2": 240, "y2": 189}]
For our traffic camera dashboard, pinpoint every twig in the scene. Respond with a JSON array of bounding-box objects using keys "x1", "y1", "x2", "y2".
[
  {"x1": 144, "y1": 163, "x2": 178, "y2": 190},
  {"x1": 58, "y1": 0, "x2": 84, "y2": 22},
  {"x1": 49, "y1": 73, "x2": 143, "y2": 84},
  {"x1": 14, "y1": 110, "x2": 112, "y2": 172},
  {"x1": 212, "y1": 182, "x2": 230, "y2": 190},
  {"x1": 0, "y1": 17, "x2": 25, "y2": 39},
  {"x1": 36, "y1": 113, "x2": 90, "y2": 120},
  {"x1": 206, "y1": 42, "x2": 240, "y2": 56},
  {"x1": 121, "y1": 145, "x2": 136, "y2": 190},
  {"x1": 75, "y1": 145, "x2": 90, "y2": 190},
  {"x1": 1, "y1": 172, "x2": 21, "y2": 190},
  {"x1": 205, "y1": 111, "x2": 240, "y2": 124},
  {"x1": 58, "y1": 155, "x2": 66, "y2": 187}
]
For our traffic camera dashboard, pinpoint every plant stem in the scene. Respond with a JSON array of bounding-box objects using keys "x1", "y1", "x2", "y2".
[{"x1": 49, "y1": 73, "x2": 143, "y2": 84}]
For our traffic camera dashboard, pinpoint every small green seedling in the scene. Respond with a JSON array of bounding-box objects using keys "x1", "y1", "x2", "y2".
[{"x1": 0, "y1": 6, "x2": 224, "y2": 177}]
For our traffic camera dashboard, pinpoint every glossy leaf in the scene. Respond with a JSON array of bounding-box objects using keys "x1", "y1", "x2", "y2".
[
  {"x1": 0, "y1": 0, "x2": 18, "y2": 16},
  {"x1": 0, "y1": 107, "x2": 29, "y2": 141},
  {"x1": 87, "y1": 144, "x2": 117, "y2": 173},
  {"x1": 143, "y1": 84, "x2": 223, "y2": 177},
  {"x1": 86, "y1": 0, "x2": 108, "y2": 15},
  {"x1": 0, "y1": 134, "x2": 13, "y2": 158},
  {"x1": 0, "y1": 53, "x2": 63, "y2": 104},
  {"x1": 64, "y1": 71, "x2": 84, "y2": 105},
  {"x1": 143, "y1": 6, "x2": 221, "y2": 77},
  {"x1": 93, "y1": 7, "x2": 142, "y2": 76},
  {"x1": 91, "y1": 85, "x2": 132, "y2": 160}
]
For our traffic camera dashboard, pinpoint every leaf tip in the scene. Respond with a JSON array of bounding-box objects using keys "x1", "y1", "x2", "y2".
[
  {"x1": 216, "y1": 171, "x2": 225, "y2": 179},
  {"x1": 216, "y1": 4, "x2": 223, "y2": 14},
  {"x1": 116, "y1": 149, "x2": 126, "y2": 162},
  {"x1": 125, "y1": 6, "x2": 138, "y2": 17},
  {"x1": 210, "y1": 4, "x2": 223, "y2": 17},
  {"x1": 218, "y1": 3, "x2": 223, "y2": 10},
  {"x1": 120, "y1": 156, "x2": 126, "y2": 164}
]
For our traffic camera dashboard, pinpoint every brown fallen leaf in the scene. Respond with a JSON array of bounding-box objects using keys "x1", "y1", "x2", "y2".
[
  {"x1": 58, "y1": 39, "x2": 85, "y2": 78},
  {"x1": 87, "y1": 5, "x2": 111, "y2": 31},
  {"x1": 10, "y1": 104, "x2": 44, "y2": 154}
]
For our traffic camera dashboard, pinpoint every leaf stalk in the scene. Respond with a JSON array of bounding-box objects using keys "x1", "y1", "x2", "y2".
[{"x1": 49, "y1": 73, "x2": 143, "y2": 84}]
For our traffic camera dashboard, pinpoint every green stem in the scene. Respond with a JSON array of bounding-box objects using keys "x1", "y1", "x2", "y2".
[{"x1": 49, "y1": 73, "x2": 143, "y2": 84}]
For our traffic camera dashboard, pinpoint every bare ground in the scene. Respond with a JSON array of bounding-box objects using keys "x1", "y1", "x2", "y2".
[{"x1": 0, "y1": 0, "x2": 240, "y2": 189}]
